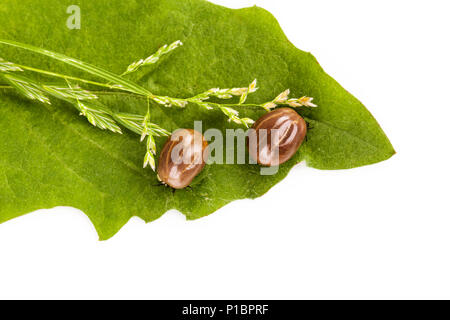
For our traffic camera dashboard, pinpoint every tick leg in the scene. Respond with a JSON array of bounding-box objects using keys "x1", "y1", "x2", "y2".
[
  {"x1": 153, "y1": 182, "x2": 166, "y2": 187},
  {"x1": 305, "y1": 123, "x2": 314, "y2": 143}
]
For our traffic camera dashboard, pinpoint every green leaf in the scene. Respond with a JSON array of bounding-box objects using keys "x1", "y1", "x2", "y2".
[{"x1": 0, "y1": 0, "x2": 394, "y2": 240}]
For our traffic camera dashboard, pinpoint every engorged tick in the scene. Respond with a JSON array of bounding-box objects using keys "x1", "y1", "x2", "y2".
[
  {"x1": 157, "y1": 129, "x2": 209, "y2": 189},
  {"x1": 248, "y1": 108, "x2": 307, "y2": 167}
]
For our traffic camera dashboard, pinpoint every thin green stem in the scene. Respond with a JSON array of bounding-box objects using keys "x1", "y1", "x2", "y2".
[
  {"x1": 185, "y1": 98, "x2": 261, "y2": 109},
  {"x1": 175, "y1": 96, "x2": 264, "y2": 110},
  {"x1": 0, "y1": 83, "x2": 263, "y2": 109},
  {"x1": 16, "y1": 64, "x2": 117, "y2": 90},
  {"x1": 0, "y1": 38, "x2": 154, "y2": 97}
]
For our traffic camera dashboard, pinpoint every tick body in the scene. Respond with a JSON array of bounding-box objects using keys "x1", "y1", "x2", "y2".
[
  {"x1": 157, "y1": 129, "x2": 209, "y2": 189},
  {"x1": 248, "y1": 108, "x2": 307, "y2": 167}
]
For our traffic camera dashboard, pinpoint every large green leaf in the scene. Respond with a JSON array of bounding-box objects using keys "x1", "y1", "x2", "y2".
[{"x1": 0, "y1": 0, "x2": 394, "y2": 239}]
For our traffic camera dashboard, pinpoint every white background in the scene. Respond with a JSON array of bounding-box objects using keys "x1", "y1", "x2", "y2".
[{"x1": 0, "y1": 0, "x2": 449, "y2": 300}]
